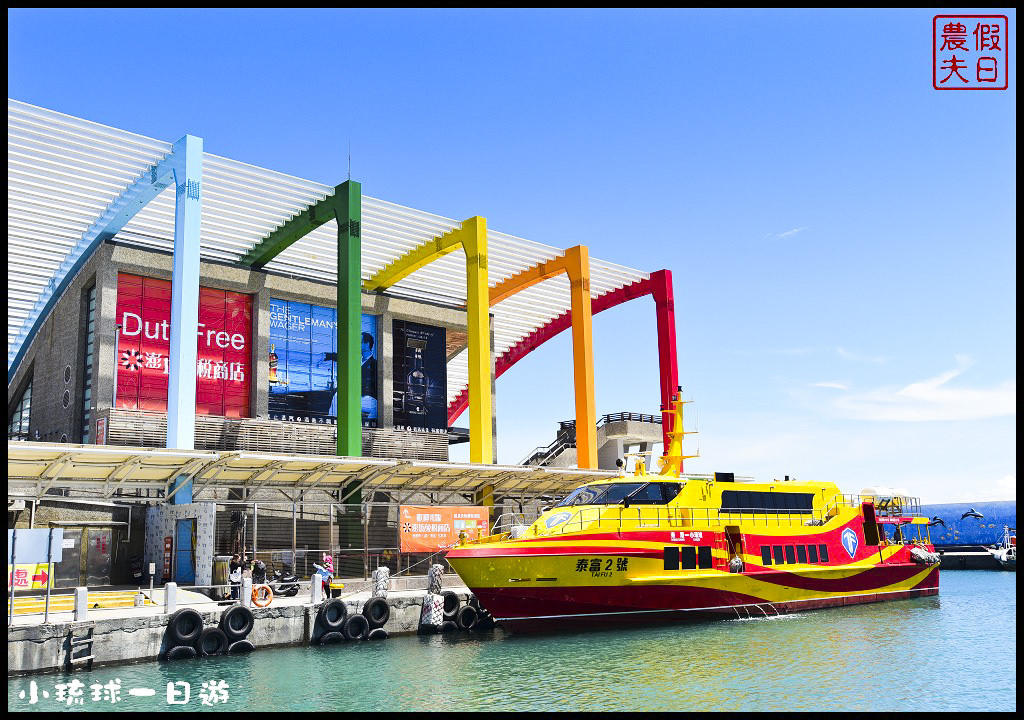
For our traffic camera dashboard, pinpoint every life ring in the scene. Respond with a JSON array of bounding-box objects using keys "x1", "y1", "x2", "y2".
[{"x1": 252, "y1": 584, "x2": 274, "y2": 607}]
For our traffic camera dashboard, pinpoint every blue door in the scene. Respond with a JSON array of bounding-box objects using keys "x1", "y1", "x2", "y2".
[{"x1": 174, "y1": 519, "x2": 196, "y2": 584}]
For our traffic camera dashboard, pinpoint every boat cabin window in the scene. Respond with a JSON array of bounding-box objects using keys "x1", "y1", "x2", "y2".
[
  {"x1": 720, "y1": 490, "x2": 814, "y2": 514},
  {"x1": 554, "y1": 482, "x2": 682, "y2": 507},
  {"x1": 697, "y1": 546, "x2": 713, "y2": 570},
  {"x1": 818, "y1": 544, "x2": 829, "y2": 563},
  {"x1": 764, "y1": 543, "x2": 825, "y2": 566}
]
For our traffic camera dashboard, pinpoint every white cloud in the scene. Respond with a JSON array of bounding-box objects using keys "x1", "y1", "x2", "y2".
[
  {"x1": 683, "y1": 410, "x2": 1015, "y2": 503},
  {"x1": 942, "y1": 474, "x2": 1017, "y2": 503},
  {"x1": 765, "y1": 226, "x2": 807, "y2": 240},
  {"x1": 836, "y1": 346, "x2": 887, "y2": 365},
  {"x1": 831, "y1": 358, "x2": 1016, "y2": 421},
  {"x1": 811, "y1": 381, "x2": 849, "y2": 390}
]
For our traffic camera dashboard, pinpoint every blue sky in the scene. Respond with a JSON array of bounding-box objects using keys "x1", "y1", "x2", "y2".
[{"x1": 9, "y1": 9, "x2": 1016, "y2": 502}]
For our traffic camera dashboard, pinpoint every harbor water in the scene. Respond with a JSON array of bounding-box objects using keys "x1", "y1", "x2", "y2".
[{"x1": 9, "y1": 570, "x2": 1015, "y2": 712}]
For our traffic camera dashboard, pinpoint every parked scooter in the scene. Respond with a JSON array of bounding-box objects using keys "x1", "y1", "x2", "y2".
[{"x1": 271, "y1": 567, "x2": 300, "y2": 597}]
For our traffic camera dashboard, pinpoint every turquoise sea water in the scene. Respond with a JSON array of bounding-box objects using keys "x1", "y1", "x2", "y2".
[{"x1": 9, "y1": 570, "x2": 1016, "y2": 712}]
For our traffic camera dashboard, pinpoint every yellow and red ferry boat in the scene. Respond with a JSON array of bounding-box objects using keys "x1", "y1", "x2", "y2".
[{"x1": 447, "y1": 393, "x2": 940, "y2": 632}]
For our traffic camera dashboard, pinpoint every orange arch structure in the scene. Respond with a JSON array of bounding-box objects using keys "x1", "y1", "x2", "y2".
[{"x1": 487, "y1": 245, "x2": 597, "y2": 468}]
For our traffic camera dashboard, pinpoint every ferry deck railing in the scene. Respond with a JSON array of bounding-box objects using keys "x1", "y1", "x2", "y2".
[
  {"x1": 526, "y1": 495, "x2": 924, "y2": 539},
  {"x1": 538, "y1": 505, "x2": 830, "y2": 537}
]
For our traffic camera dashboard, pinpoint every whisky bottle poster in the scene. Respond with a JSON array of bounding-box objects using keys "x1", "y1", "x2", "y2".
[{"x1": 392, "y1": 320, "x2": 447, "y2": 432}]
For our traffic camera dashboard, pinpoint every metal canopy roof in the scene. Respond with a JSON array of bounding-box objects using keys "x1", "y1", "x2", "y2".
[
  {"x1": 8, "y1": 99, "x2": 649, "y2": 404},
  {"x1": 7, "y1": 442, "x2": 616, "y2": 503}
]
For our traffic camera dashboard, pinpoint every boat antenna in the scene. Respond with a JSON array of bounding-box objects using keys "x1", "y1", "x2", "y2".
[{"x1": 348, "y1": 141, "x2": 351, "y2": 181}]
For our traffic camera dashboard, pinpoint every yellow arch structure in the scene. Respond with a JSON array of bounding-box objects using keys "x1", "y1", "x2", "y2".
[
  {"x1": 488, "y1": 246, "x2": 597, "y2": 468},
  {"x1": 366, "y1": 223, "x2": 598, "y2": 469},
  {"x1": 365, "y1": 217, "x2": 493, "y2": 464}
]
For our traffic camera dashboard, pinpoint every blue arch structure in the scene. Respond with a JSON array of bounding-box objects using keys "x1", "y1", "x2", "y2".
[{"x1": 8, "y1": 134, "x2": 204, "y2": 502}]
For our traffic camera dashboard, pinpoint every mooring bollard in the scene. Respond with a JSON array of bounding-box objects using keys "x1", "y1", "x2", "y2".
[
  {"x1": 74, "y1": 587, "x2": 89, "y2": 621},
  {"x1": 310, "y1": 576, "x2": 323, "y2": 605},
  {"x1": 371, "y1": 567, "x2": 390, "y2": 599},
  {"x1": 427, "y1": 564, "x2": 444, "y2": 594},
  {"x1": 241, "y1": 578, "x2": 253, "y2": 608},
  {"x1": 164, "y1": 582, "x2": 177, "y2": 614},
  {"x1": 419, "y1": 592, "x2": 444, "y2": 633}
]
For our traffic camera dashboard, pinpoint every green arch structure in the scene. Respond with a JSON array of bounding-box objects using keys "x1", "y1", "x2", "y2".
[{"x1": 239, "y1": 180, "x2": 362, "y2": 458}]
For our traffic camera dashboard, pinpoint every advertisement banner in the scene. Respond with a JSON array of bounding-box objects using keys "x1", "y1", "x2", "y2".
[
  {"x1": 392, "y1": 320, "x2": 447, "y2": 432},
  {"x1": 267, "y1": 299, "x2": 379, "y2": 426},
  {"x1": 115, "y1": 274, "x2": 252, "y2": 417},
  {"x1": 399, "y1": 506, "x2": 490, "y2": 552}
]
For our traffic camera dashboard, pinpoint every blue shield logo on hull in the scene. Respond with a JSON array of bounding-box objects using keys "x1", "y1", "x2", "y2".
[
  {"x1": 841, "y1": 527, "x2": 859, "y2": 558},
  {"x1": 545, "y1": 512, "x2": 572, "y2": 528}
]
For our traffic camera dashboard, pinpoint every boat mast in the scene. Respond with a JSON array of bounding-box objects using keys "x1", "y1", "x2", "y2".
[{"x1": 659, "y1": 389, "x2": 697, "y2": 477}]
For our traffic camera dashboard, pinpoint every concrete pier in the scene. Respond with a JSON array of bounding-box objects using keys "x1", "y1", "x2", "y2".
[{"x1": 8, "y1": 581, "x2": 475, "y2": 677}]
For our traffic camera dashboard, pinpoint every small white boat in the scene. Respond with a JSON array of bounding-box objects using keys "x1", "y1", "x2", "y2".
[{"x1": 988, "y1": 525, "x2": 1016, "y2": 570}]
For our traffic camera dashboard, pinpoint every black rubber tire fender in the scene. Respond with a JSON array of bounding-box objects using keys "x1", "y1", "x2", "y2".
[
  {"x1": 439, "y1": 620, "x2": 459, "y2": 633},
  {"x1": 168, "y1": 608, "x2": 204, "y2": 646},
  {"x1": 319, "y1": 631, "x2": 345, "y2": 645},
  {"x1": 227, "y1": 639, "x2": 254, "y2": 654},
  {"x1": 342, "y1": 613, "x2": 370, "y2": 641},
  {"x1": 466, "y1": 594, "x2": 480, "y2": 610},
  {"x1": 196, "y1": 627, "x2": 230, "y2": 656},
  {"x1": 219, "y1": 604, "x2": 255, "y2": 642},
  {"x1": 165, "y1": 645, "x2": 198, "y2": 661},
  {"x1": 455, "y1": 604, "x2": 479, "y2": 630},
  {"x1": 367, "y1": 628, "x2": 389, "y2": 641},
  {"x1": 361, "y1": 597, "x2": 390, "y2": 628},
  {"x1": 441, "y1": 590, "x2": 461, "y2": 618},
  {"x1": 473, "y1": 611, "x2": 496, "y2": 631},
  {"x1": 318, "y1": 598, "x2": 348, "y2": 630}
]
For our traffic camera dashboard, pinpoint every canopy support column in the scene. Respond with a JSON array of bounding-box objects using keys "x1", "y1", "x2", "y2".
[
  {"x1": 463, "y1": 217, "x2": 493, "y2": 464},
  {"x1": 334, "y1": 180, "x2": 362, "y2": 459},
  {"x1": 565, "y1": 246, "x2": 597, "y2": 469},
  {"x1": 650, "y1": 269, "x2": 678, "y2": 451},
  {"x1": 167, "y1": 134, "x2": 203, "y2": 503}
]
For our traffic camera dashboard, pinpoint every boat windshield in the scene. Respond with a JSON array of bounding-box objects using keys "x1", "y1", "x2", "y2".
[{"x1": 554, "y1": 482, "x2": 681, "y2": 507}]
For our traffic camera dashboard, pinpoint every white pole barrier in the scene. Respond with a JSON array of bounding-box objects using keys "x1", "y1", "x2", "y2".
[
  {"x1": 164, "y1": 582, "x2": 177, "y2": 614},
  {"x1": 74, "y1": 587, "x2": 89, "y2": 621},
  {"x1": 241, "y1": 577, "x2": 253, "y2": 608}
]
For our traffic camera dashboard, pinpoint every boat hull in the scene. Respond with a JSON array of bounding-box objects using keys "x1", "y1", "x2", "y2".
[
  {"x1": 448, "y1": 547, "x2": 940, "y2": 633},
  {"x1": 472, "y1": 579, "x2": 938, "y2": 632}
]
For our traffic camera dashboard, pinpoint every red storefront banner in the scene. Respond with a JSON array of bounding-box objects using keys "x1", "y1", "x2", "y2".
[
  {"x1": 115, "y1": 274, "x2": 252, "y2": 417},
  {"x1": 399, "y1": 506, "x2": 490, "y2": 552}
]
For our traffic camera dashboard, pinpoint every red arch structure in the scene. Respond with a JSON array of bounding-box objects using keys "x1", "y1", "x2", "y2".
[{"x1": 448, "y1": 269, "x2": 678, "y2": 448}]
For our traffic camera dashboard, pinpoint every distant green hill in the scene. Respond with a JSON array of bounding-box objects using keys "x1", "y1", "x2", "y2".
[{"x1": 919, "y1": 501, "x2": 1016, "y2": 546}]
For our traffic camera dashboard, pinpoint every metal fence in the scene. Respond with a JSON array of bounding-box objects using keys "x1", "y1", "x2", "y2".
[{"x1": 213, "y1": 502, "x2": 500, "y2": 582}]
